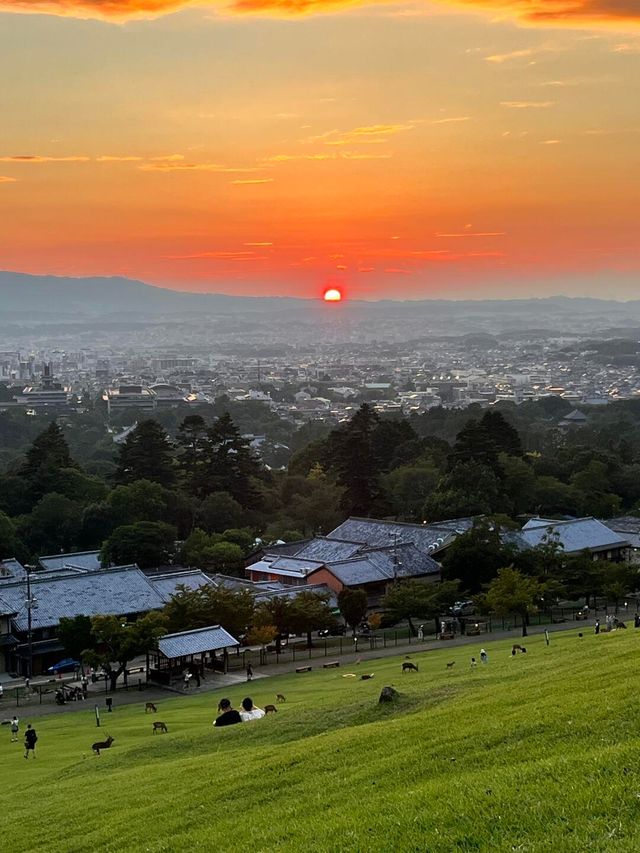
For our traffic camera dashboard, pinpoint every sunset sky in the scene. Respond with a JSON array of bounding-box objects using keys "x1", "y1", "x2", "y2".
[{"x1": 0, "y1": 1, "x2": 638, "y2": 300}]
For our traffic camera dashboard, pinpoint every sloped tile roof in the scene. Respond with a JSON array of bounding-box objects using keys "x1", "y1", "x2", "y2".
[
  {"x1": 294, "y1": 538, "x2": 363, "y2": 562},
  {"x1": 0, "y1": 559, "x2": 28, "y2": 583},
  {"x1": 327, "y1": 517, "x2": 470, "y2": 555},
  {"x1": 158, "y1": 625, "x2": 239, "y2": 658},
  {"x1": 517, "y1": 517, "x2": 630, "y2": 554},
  {"x1": 38, "y1": 551, "x2": 102, "y2": 573},
  {"x1": 147, "y1": 570, "x2": 212, "y2": 602},
  {"x1": 1, "y1": 566, "x2": 165, "y2": 631}
]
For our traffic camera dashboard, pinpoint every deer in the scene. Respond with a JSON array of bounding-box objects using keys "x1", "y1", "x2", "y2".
[
  {"x1": 145, "y1": 702, "x2": 157, "y2": 713},
  {"x1": 92, "y1": 735, "x2": 114, "y2": 755},
  {"x1": 152, "y1": 721, "x2": 168, "y2": 734}
]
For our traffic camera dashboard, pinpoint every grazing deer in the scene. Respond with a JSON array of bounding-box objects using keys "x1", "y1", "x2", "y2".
[
  {"x1": 402, "y1": 662, "x2": 419, "y2": 673},
  {"x1": 152, "y1": 721, "x2": 168, "y2": 734},
  {"x1": 446, "y1": 661, "x2": 455, "y2": 670},
  {"x1": 92, "y1": 735, "x2": 114, "y2": 755},
  {"x1": 264, "y1": 704, "x2": 278, "y2": 714},
  {"x1": 145, "y1": 702, "x2": 157, "y2": 713},
  {"x1": 276, "y1": 693, "x2": 286, "y2": 703}
]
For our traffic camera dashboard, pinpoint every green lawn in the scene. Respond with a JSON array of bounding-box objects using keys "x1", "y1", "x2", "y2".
[{"x1": 3, "y1": 629, "x2": 640, "y2": 852}]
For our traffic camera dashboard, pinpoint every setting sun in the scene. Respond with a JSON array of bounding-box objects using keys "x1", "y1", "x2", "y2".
[{"x1": 323, "y1": 287, "x2": 343, "y2": 302}]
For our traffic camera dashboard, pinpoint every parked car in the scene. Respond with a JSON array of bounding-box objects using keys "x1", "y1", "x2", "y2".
[
  {"x1": 47, "y1": 658, "x2": 80, "y2": 674},
  {"x1": 451, "y1": 600, "x2": 476, "y2": 617},
  {"x1": 317, "y1": 625, "x2": 347, "y2": 637}
]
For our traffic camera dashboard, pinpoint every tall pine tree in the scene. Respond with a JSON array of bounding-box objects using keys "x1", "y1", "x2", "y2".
[
  {"x1": 325, "y1": 404, "x2": 386, "y2": 516},
  {"x1": 114, "y1": 420, "x2": 175, "y2": 486}
]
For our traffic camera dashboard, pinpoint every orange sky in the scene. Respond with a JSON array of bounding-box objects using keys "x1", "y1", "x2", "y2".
[{"x1": 0, "y1": 0, "x2": 638, "y2": 299}]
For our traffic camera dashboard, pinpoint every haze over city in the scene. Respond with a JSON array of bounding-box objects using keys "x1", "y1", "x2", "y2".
[{"x1": 1, "y1": 0, "x2": 638, "y2": 300}]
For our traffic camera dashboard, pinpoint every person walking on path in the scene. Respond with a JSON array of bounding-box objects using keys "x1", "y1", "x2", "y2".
[
  {"x1": 183, "y1": 670, "x2": 192, "y2": 691},
  {"x1": 10, "y1": 716, "x2": 19, "y2": 742},
  {"x1": 246, "y1": 663, "x2": 253, "y2": 682},
  {"x1": 24, "y1": 724, "x2": 37, "y2": 759},
  {"x1": 544, "y1": 629, "x2": 550, "y2": 646}
]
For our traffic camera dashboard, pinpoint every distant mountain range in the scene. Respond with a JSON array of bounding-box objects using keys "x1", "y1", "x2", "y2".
[{"x1": 2, "y1": 272, "x2": 640, "y2": 342}]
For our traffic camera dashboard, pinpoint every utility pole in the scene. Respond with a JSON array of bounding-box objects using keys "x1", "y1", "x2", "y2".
[{"x1": 25, "y1": 565, "x2": 37, "y2": 679}]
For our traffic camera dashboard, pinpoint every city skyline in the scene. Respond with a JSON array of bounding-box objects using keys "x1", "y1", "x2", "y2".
[{"x1": 1, "y1": 1, "x2": 638, "y2": 300}]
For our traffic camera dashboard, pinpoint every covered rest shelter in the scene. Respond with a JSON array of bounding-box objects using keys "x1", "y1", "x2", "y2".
[{"x1": 149, "y1": 625, "x2": 239, "y2": 686}]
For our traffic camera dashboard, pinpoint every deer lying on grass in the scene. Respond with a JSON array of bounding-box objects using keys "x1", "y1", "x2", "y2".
[{"x1": 92, "y1": 735, "x2": 114, "y2": 755}]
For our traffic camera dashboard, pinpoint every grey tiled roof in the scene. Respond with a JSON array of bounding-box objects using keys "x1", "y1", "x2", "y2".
[
  {"x1": 0, "y1": 559, "x2": 28, "y2": 583},
  {"x1": 0, "y1": 594, "x2": 18, "y2": 617},
  {"x1": 1, "y1": 566, "x2": 166, "y2": 631},
  {"x1": 516, "y1": 518, "x2": 630, "y2": 554},
  {"x1": 327, "y1": 517, "x2": 467, "y2": 555},
  {"x1": 148, "y1": 570, "x2": 212, "y2": 602},
  {"x1": 294, "y1": 538, "x2": 362, "y2": 562},
  {"x1": 158, "y1": 625, "x2": 239, "y2": 658},
  {"x1": 310, "y1": 544, "x2": 440, "y2": 587},
  {"x1": 603, "y1": 517, "x2": 640, "y2": 548},
  {"x1": 38, "y1": 551, "x2": 103, "y2": 573}
]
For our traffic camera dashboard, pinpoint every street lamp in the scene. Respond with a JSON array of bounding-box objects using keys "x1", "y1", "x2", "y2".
[{"x1": 24, "y1": 565, "x2": 38, "y2": 680}]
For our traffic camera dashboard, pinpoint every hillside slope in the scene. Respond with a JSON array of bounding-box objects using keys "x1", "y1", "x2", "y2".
[{"x1": 3, "y1": 630, "x2": 640, "y2": 852}]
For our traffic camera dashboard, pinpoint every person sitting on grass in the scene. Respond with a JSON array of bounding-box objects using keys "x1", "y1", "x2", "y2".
[
  {"x1": 239, "y1": 697, "x2": 265, "y2": 722},
  {"x1": 214, "y1": 698, "x2": 242, "y2": 727}
]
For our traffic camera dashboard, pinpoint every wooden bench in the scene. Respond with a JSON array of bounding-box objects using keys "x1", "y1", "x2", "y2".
[
  {"x1": 296, "y1": 666, "x2": 312, "y2": 673},
  {"x1": 323, "y1": 661, "x2": 340, "y2": 668}
]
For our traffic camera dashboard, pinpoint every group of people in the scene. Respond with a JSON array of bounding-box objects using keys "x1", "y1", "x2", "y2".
[
  {"x1": 214, "y1": 697, "x2": 265, "y2": 727},
  {"x1": 7, "y1": 717, "x2": 38, "y2": 758},
  {"x1": 55, "y1": 681, "x2": 87, "y2": 705}
]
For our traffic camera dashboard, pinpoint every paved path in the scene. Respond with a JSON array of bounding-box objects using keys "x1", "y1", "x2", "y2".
[{"x1": 1, "y1": 615, "x2": 617, "y2": 721}]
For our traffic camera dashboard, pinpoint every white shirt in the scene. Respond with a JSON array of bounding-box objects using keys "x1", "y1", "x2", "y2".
[{"x1": 240, "y1": 707, "x2": 265, "y2": 722}]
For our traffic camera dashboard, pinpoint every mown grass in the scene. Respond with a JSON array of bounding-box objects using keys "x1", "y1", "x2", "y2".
[{"x1": 3, "y1": 629, "x2": 640, "y2": 852}]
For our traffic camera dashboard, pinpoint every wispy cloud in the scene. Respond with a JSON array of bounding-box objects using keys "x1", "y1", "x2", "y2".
[
  {"x1": 437, "y1": 231, "x2": 506, "y2": 237},
  {"x1": 96, "y1": 155, "x2": 144, "y2": 162},
  {"x1": 0, "y1": 154, "x2": 90, "y2": 162},
  {"x1": 485, "y1": 49, "x2": 538, "y2": 64},
  {"x1": 263, "y1": 151, "x2": 392, "y2": 162},
  {"x1": 230, "y1": 178, "x2": 274, "y2": 184},
  {"x1": 139, "y1": 162, "x2": 257, "y2": 173},
  {"x1": 0, "y1": 176, "x2": 18, "y2": 183},
  {"x1": 430, "y1": 116, "x2": 471, "y2": 125},
  {"x1": 303, "y1": 124, "x2": 414, "y2": 146},
  {"x1": 500, "y1": 101, "x2": 555, "y2": 108}
]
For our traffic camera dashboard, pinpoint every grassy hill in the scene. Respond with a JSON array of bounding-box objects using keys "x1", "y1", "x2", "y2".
[{"x1": 3, "y1": 629, "x2": 640, "y2": 852}]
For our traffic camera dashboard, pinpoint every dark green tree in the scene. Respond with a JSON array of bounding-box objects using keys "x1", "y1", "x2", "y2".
[
  {"x1": 114, "y1": 420, "x2": 175, "y2": 486},
  {"x1": 325, "y1": 404, "x2": 386, "y2": 516},
  {"x1": 289, "y1": 590, "x2": 336, "y2": 647},
  {"x1": 176, "y1": 414, "x2": 209, "y2": 493},
  {"x1": 107, "y1": 479, "x2": 169, "y2": 527},
  {"x1": 100, "y1": 521, "x2": 177, "y2": 569},
  {"x1": 337, "y1": 588, "x2": 368, "y2": 636},
  {"x1": 58, "y1": 615, "x2": 95, "y2": 663},
  {"x1": 203, "y1": 413, "x2": 261, "y2": 506},
  {"x1": 0, "y1": 510, "x2": 28, "y2": 562},
  {"x1": 195, "y1": 491, "x2": 245, "y2": 534},
  {"x1": 480, "y1": 410, "x2": 523, "y2": 457},
  {"x1": 83, "y1": 612, "x2": 167, "y2": 691},
  {"x1": 383, "y1": 579, "x2": 459, "y2": 635},
  {"x1": 163, "y1": 584, "x2": 255, "y2": 638},
  {"x1": 483, "y1": 566, "x2": 545, "y2": 638},
  {"x1": 19, "y1": 421, "x2": 79, "y2": 503},
  {"x1": 441, "y1": 520, "x2": 513, "y2": 594}
]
